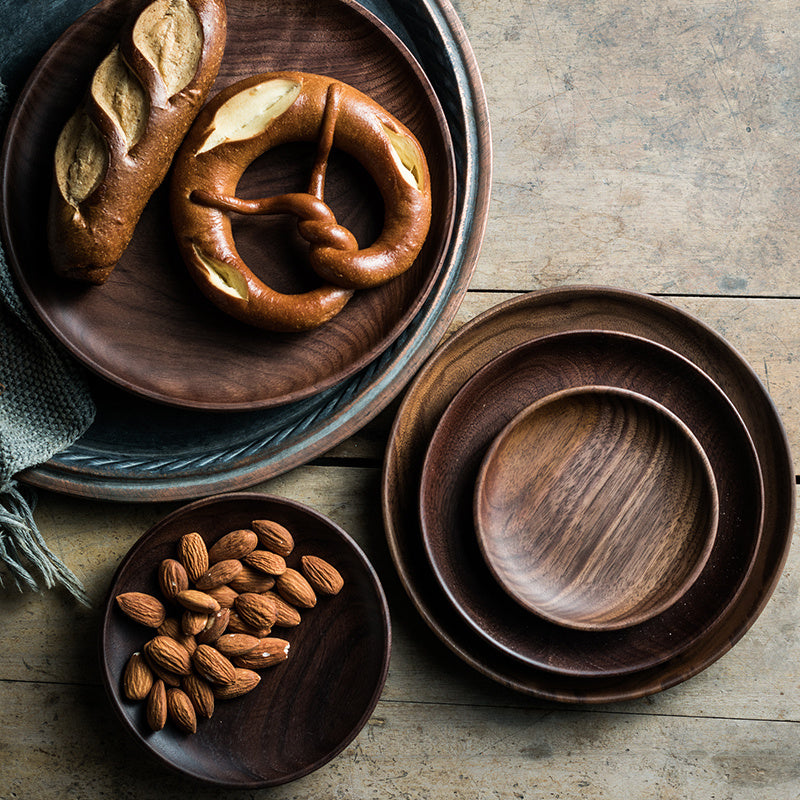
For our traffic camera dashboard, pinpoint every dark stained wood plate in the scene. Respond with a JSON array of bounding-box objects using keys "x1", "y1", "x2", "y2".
[
  {"x1": 473, "y1": 385, "x2": 719, "y2": 631},
  {"x1": 1, "y1": 0, "x2": 456, "y2": 410},
  {"x1": 383, "y1": 287, "x2": 794, "y2": 702},
  {"x1": 99, "y1": 493, "x2": 390, "y2": 787},
  {"x1": 419, "y1": 330, "x2": 758, "y2": 676}
]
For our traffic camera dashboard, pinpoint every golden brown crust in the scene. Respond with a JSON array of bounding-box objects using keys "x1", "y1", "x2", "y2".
[
  {"x1": 169, "y1": 70, "x2": 432, "y2": 332},
  {"x1": 48, "y1": 0, "x2": 227, "y2": 284}
]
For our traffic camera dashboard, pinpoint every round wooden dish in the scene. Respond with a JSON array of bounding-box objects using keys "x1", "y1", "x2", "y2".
[
  {"x1": 384, "y1": 286, "x2": 793, "y2": 702},
  {"x1": 419, "y1": 329, "x2": 760, "y2": 677},
  {"x1": 474, "y1": 385, "x2": 719, "y2": 631},
  {"x1": 99, "y1": 493, "x2": 390, "y2": 787},
  {"x1": 1, "y1": 0, "x2": 455, "y2": 411}
]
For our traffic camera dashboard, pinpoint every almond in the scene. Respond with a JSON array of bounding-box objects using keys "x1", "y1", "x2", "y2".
[
  {"x1": 226, "y1": 611, "x2": 272, "y2": 638},
  {"x1": 275, "y1": 568, "x2": 317, "y2": 609},
  {"x1": 233, "y1": 637, "x2": 290, "y2": 670},
  {"x1": 115, "y1": 591, "x2": 166, "y2": 627},
  {"x1": 182, "y1": 673, "x2": 215, "y2": 719},
  {"x1": 228, "y1": 565, "x2": 275, "y2": 593},
  {"x1": 146, "y1": 679, "x2": 167, "y2": 731},
  {"x1": 147, "y1": 661, "x2": 182, "y2": 687},
  {"x1": 263, "y1": 591, "x2": 302, "y2": 627},
  {"x1": 208, "y1": 529, "x2": 258, "y2": 564},
  {"x1": 158, "y1": 558, "x2": 188, "y2": 601},
  {"x1": 252, "y1": 519, "x2": 294, "y2": 557},
  {"x1": 178, "y1": 531, "x2": 208, "y2": 583},
  {"x1": 243, "y1": 549, "x2": 286, "y2": 576},
  {"x1": 194, "y1": 559, "x2": 243, "y2": 591},
  {"x1": 122, "y1": 651, "x2": 154, "y2": 701},
  {"x1": 166, "y1": 687, "x2": 197, "y2": 734},
  {"x1": 195, "y1": 607, "x2": 230, "y2": 645},
  {"x1": 144, "y1": 635, "x2": 192, "y2": 676},
  {"x1": 157, "y1": 617, "x2": 196, "y2": 653},
  {"x1": 205, "y1": 584, "x2": 239, "y2": 608},
  {"x1": 214, "y1": 632, "x2": 261, "y2": 658},
  {"x1": 181, "y1": 609, "x2": 209, "y2": 636},
  {"x1": 192, "y1": 643, "x2": 237, "y2": 685},
  {"x1": 212, "y1": 668, "x2": 261, "y2": 700},
  {"x1": 301, "y1": 555, "x2": 344, "y2": 595},
  {"x1": 176, "y1": 589, "x2": 220, "y2": 614},
  {"x1": 234, "y1": 592, "x2": 278, "y2": 629}
]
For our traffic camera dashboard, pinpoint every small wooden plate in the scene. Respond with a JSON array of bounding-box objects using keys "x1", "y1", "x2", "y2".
[
  {"x1": 474, "y1": 386, "x2": 719, "y2": 631},
  {"x1": 99, "y1": 493, "x2": 390, "y2": 787},
  {"x1": 2, "y1": 0, "x2": 455, "y2": 410}
]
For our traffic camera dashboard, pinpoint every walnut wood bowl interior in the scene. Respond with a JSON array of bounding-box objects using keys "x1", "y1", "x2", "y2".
[{"x1": 474, "y1": 386, "x2": 719, "y2": 631}]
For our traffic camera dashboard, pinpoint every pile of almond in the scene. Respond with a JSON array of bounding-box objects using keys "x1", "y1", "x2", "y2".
[{"x1": 115, "y1": 518, "x2": 344, "y2": 734}]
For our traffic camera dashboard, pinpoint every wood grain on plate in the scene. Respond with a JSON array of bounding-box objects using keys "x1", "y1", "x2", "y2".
[
  {"x1": 473, "y1": 385, "x2": 719, "y2": 631},
  {"x1": 419, "y1": 329, "x2": 761, "y2": 678},
  {"x1": 100, "y1": 492, "x2": 390, "y2": 787},
  {"x1": 1, "y1": 0, "x2": 455, "y2": 410},
  {"x1": 385, "y1": 287, "x2": 793, "y2": 701}
]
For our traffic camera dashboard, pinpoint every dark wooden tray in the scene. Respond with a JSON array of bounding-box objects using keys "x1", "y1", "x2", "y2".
[{"x1": 2, "y1": 0, "x2": 455, "y2": 411}]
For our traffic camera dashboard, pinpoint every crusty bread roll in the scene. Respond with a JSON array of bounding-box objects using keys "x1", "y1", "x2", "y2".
[{"x1": 48, "y1": 0, "x2": 227, "y2": 284}]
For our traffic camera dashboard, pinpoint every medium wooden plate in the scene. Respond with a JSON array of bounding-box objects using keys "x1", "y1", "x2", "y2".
[
  {"x1": 419, "y1": 330, "x2": 759, "y2": 676},
  {"x1": 383, "y1": 287, "x2": 794, "y2": 702},
  {"x1": 473, "y1": 385, "x2": 719, "y2": 631},
  {"x1": 100, "y1": 492, "x2": 390, "y2": 787},
  {"x1": 1, "y1": 0, "x2": 455, "y2": 410}
]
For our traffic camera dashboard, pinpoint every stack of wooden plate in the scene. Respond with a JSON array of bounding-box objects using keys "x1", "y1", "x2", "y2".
[{"x1": 382, "y1": 286, "x2": 795, "y2": 702}]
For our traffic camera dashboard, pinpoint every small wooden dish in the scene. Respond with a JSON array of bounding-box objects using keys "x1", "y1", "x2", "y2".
[
  {"x1": 99, "y1": 492, "x2": 390, "y2": 787},
  {"x1": 474, "y1": 386, "x2": 719, "y2": 631}
]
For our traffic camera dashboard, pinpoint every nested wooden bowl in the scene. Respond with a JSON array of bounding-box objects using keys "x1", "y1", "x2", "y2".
[
  {"x1": 417, "y1": 327, "x2": 763, "y2": 679},
  {"x1": 474, "y1": 386, "x2": 719, "y2": 631}
]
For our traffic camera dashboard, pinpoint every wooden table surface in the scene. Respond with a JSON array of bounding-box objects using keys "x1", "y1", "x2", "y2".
[{"x1": 3, "y1": 0, "x2": 800, "y2": 797}]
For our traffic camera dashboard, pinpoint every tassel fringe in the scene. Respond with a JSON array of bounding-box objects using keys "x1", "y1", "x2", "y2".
[{"x1": 0, "y1": 481, "x2": 90, "y2": 606}]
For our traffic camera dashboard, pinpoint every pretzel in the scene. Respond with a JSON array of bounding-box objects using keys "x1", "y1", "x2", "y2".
[
  {"x1": 169, "y1": 71, "x2": 432, "y2": 332},
  {"x1": 48, "y1": 0, "x2": 227, "y2": 284}
]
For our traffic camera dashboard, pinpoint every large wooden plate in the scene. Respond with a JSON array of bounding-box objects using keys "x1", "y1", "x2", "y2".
[
  {"x1": 2, "y1": 0, "x2": 455, "y2": 411},
  {"x1": 100, "y1": 493, "x2": 390, "y2": 787},
  {"x1": 383, "y1": 287, "x2": 795, "y2": 702},
  {"x1": 4, "y1": 0, "x2": 491, "y2": 499},
  {"x1": 419, "y1": 330, "x2": 760, "y2": 677}
]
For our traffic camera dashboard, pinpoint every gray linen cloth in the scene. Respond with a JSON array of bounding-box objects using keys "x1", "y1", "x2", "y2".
[{"x1": 0, "y1": 78, "x2": 96, "y2": 604}]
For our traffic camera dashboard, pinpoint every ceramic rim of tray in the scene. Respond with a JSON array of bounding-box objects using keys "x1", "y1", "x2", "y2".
[
  {"x1": 1, "y1": 0, "x2": 456, "y2": 412},
  {"x1": 418, "y1": 329, "x2": 761, "y2": 677},
  {"x1": 100, "y1": 492, "x2": 391, "y2": 788},
  {"x1": 382, "y1": 286, "x2": 794, "y2": 702},
  {"x1": 5, "y1": 0, "x2": 492, "y2": 501}
]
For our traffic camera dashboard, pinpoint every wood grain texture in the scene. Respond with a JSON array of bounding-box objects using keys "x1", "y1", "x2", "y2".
[
  {"x1": 462, "y1": 0, "x2": 800, "y2": 297},
  {"x1": 474, "y1": 386, "x2": 719, "y2": 630}
]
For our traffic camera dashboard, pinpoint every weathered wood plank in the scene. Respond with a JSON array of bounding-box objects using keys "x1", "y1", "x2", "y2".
[
  {"x1": 459, "y1": 0, "x2": 800, "y2": 296},
  {"x1": 2, "y1": 679, "x2": 799, "y2": 799}
]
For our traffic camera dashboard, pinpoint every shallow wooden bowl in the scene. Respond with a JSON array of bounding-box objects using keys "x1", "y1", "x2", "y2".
[
  {"x1": 100, "y1": 492, "x2": 390, "y2": 787},
  {"x1": 474, "y1": 385, "x2": 719, "y2": 631}
]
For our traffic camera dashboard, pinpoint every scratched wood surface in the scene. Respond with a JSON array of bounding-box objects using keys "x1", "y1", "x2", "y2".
[{"x1": 3, "y1": 0, "x2": 800, "y2": 797}]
